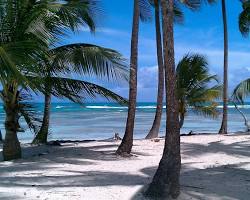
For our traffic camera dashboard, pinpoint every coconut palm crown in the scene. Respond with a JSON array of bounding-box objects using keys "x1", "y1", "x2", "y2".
[
  {"x1": 176, "y1": 54, "x2": 221, "y2": 128},
  {"x1": 0, "y1": 0, "x2": 128, "y2": 160}
]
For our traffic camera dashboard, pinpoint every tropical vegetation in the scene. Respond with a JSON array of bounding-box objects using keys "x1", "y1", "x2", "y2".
[
  {"x1": 0, "y1": 1, "x2": 250, "y2": 200},
  {"x1": 32, "y1": 44, "x2": 128, "y2": 144},
  {"x1": 0, "y1": 0, "x2": 128, "y2": 160},
  {"x1": 232, "y1": 78, "x2": 250, "y2": 131},
  {"x1": 146, "y1": 0, "x2": 217, "y2": 139},
  {"x1": 176, "y1": 54, "x2": 221, "y2": 128}
]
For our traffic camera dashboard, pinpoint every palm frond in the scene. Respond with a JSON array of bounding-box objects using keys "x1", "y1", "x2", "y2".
[
  {"x1": 176, "y1": 0, "x2": 216, "y2": 12},
  {"x1": 18, "y1": 92, "x2": 42, "y2": 134},
  {"x1": 178, "y1": 0, "x2": 201, "y2": 10},
  {"x1": 239, "y1": 1, "x2": 250, "y2": 36},
  {"x1": 50, "y1": 77, "x2": 128, "y2": 105},
  {"x1": 50, "y1": 43, "x2": 128, "y2": 82},
  {"x1": 174, "y1": 2, "x2": 185, "y2": 24},
  {"x1": 192, "y1": 102, "x2": 219, "y2": 118},
  {"x1": 232, "y1": 78, "x2": 250, "y2": 103},
  {"x1": 139, "y1": 0, "x2": 152, "y2": 22},
  {"x1": 26, "y1": 75, "x2": 128, "y2": 105},
  {"x1": 45, "y1": 0, "x2": 100, "y2": 33},
  {"x1": 148, "y1": 0, "x2": 184, "y2": 23},
  {"x1": 176, "y1": 53, "x2": 221, "y2": 119}
]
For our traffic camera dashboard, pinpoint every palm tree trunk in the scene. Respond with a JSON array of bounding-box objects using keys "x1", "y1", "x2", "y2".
[
  {"x1": 145, "y1": 0, "x2": 164, "y2": 139},
  {"x1": 32, "y1": 92, "x2": 51, "y2": 144},
  {"x1": 219, "y1": 0, "x2": 228, "y2": 135},
  {"x1": 116, "y1": 0, "x2": 139, "y2": 155},
  {"x1": 2, "y1": 90, "x2": 21, "y2": 161},
  {"x1": 145, "y1": 0, "x2": 181, "y2": 198},
  {"x1": 179, "y1": 112, "x2": 185, "y2": 128},
  {"x1": 233, "y1": 102, "x2": 250, "y2": 131}
]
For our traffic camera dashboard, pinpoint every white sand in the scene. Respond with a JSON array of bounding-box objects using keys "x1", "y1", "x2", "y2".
[{"x1": 0, "y1": 134, "x2": 250, "y2": 200}]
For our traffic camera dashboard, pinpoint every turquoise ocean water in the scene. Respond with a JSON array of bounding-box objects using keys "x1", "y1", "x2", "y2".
[{"x1": 0, "y1": 102, "x2": 249, "y2": 143}]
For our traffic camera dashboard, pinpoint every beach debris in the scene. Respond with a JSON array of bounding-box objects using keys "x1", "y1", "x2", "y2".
[
  {"x1": 38, "y1": 152, "x2": 49, "y2": 156},
  {"x1": 103, "y1": 133, "x2": 121, "y2": 142},
  {"x1": 181, "y1": 184, "x2": 204, "y2": 190},
  {"x1": 114, "y1": 133, "x2": 122, "y2": 140},
  {"x1": 55, "y1": 139, "x2": 95, "y2": 143},
  {"x1": 152, "y1": 138, "x2": 160, "y2": 142},
  {"x1": 181, "y1": 131, "x2": 196, "y2": 136},
  {"x1": 188, "y1": 130, "x2": 194, "y2": 135},
  {"x1": 47, "y1": 141, "x2": 61, "y2": 146}
]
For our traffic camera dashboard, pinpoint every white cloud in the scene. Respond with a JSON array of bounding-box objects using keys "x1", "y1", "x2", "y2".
[
  {"x1": 75, "y1": 26, "x2": 250, "y2": 101},
  {"x1": 80, "y1": 26, "x2": 129, "y2": 37}
]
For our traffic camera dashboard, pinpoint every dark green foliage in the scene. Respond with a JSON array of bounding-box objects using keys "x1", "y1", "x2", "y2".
[
  {"x1": 176, "y1": 54, "x2": 221, "y2": 127},
  {"x1": 232, "y1": 78, "x2": 250, "y2": 103},
  {"x1": 239, "y1": 0, "x2": 250, "y2": 36}
]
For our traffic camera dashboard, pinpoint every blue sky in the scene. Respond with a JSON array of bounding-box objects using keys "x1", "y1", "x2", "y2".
[{"x1": 63, "y1": 0, "x2": 250, "y2": 102}]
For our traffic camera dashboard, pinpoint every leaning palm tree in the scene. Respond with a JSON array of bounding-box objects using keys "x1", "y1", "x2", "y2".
[
  {"x1": 146, "y1": 0, "x2": 183, "y2": 139},
  {"x1": 0, "y1": 0, "x2": 53, "y2": 161},
  {"x1": 145, "y1": 0, "x2": 165, "y2": 139},
  {"x1": 218, "y1": 0, "x2": 229, "y2": 134},
  {"x1": 0, "y1": 0, "x2": 127, "y2": 160},
  {"x1": 232, "y1": 78, "x2": 250, "y2": 131},
  {"x1": 176, "y1": 54, "x2": 221, "y2": 128},
  {"x1": 234, "y1": 0, "x2": 250, "y2": 131},
  {"x1": 32, "y1": 44, "x2": 128, "y2": 144},
  {"x1": 145, "y1": 0, "x2": 201, "y2": 139},
  {"x1": 145, "y1": 0, "x2": 183, "y2": 139},
  {"x1": 116, "y1": 0, "x2": 151, "y2": 155}
]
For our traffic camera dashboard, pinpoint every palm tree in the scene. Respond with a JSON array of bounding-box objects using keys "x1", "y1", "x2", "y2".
[
  {"x1": 145, "y1": 0, "x2": 165, "y2": 139},
  {"x1": 232, "y1": 78, "x2": 250, "y2": 131},
  {"x1": 116, "y1": 0, "x2": 140, "y2": 155},
  {"x1": 176, "y1": 54, "x2": 221, "y2": 128},
  {"x1": 32, "y1": 44, "x2": 128, "y2": 144},
  {"x1": 145, "y1": 0, "x2": 216, "y2": 136},
  {"x1": 145, "y1": 0, "x2": 181, "y2": 198},
  {"x1": 218, "y1": 0, "x2": 229, "y2": 134},
  {"x1": 0, "y1": 0, "x2": 127, "y2": 160},
  {"x1": 234, "y1": 0, "x2": 250, "y2": 131},
  {"x1": 145, "y1": 1, "x2": 217, "y2": 198},
  {"x1": 0, "y1": 0, "x2": 53, "y2": 161},
  {"x1": 116, "y1": 0, "x2": 151, "y2": 155}
]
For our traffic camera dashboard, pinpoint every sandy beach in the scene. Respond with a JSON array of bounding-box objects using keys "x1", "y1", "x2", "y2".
[{"x1": 0, "y1": 134, "x2": 250, "y2": 200}]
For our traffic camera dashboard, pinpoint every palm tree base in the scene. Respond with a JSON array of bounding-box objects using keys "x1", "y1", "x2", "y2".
[
  {"x1": 219, "y1": 119, "x2": 227, "y2": 134},
  {"x1": 145, "y1": 129, "x2": 159, "y2": 139},
  {"x1": 218, "y1": 127, "x2": 227, "y2": 135},
  {"x1": 32, "y1": 130, "x2": 48, "y2": 144},
  {"x1": 116, "y1": 140, "x2": 133, "y2": 156},
  {"x1": 3, "y1": 139, "x2": 21, "y2": 161},
  {"x1": 144, "y1": 156, "x2": 180, "y2": 199}
]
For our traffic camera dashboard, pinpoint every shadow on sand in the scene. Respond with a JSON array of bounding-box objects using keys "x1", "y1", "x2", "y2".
[{"x1": 0, "y1": 138, "x2": 249, "y2": 199}]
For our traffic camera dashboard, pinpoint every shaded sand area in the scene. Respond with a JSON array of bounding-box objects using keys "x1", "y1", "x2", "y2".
[{"x1": 0, "y1": 134, "x2": 250, "y2": 200}]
